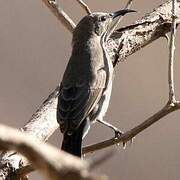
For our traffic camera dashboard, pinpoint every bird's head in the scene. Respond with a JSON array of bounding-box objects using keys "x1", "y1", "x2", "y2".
[{"x1": 73, "y1": 9, "x2": 136, "y2": 43}]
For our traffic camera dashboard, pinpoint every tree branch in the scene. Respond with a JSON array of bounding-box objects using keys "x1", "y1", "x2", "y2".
[
  {"x1": 83, "y1": 102, "x2": 180, "y2": 154},
  {"x1": 75, "y1": 0, "x2": 91, "y2": 15},
  {"x1": 168, "y1": 0, "x2": 177, "y2": 103},
  {"x1": 83, "y1": 0, "x2": 180, "y2": 154},
  {"x1": 0, "y1": 87, "x2": 60, "y2": 179},
  {"x1": 42, "y1": 0, "x2": 75, "y2": 33},
  {"x1": 1, "y1": 0, "x2": 180, "y2": 179},
  {"x1": 108, "y1": 0, "x2": 180, "y2": 64},
  {"x1": 0, "y1": 124, "x2": 103, "y2": 180},
  {"x1": 83, "y1": 0, "x2": 180, "y2": 155},
  {"x1": 106, "y1": 0, "x2": 134, "y2": 41}
]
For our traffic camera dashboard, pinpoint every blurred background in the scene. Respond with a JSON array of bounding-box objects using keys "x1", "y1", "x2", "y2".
[{"x1": 0, "y1": 0, "x2": 180, "y2": 179}]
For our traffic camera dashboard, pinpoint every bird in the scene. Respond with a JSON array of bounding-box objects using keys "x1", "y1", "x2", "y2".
[{"x1": 57, "y1": 9, "x2": 135, "y2": 157}]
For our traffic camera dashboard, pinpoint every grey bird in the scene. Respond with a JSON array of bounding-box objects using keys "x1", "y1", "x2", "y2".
[{"x1": 57, "y1": 9, "x2": 135, "y2": 157}]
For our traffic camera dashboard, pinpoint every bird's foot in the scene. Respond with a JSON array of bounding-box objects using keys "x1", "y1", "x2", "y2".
[
  {"x1": 114, "y1": 129, "x2": 135, "y2": 149},
  {"x1": 114, "y1": 129, "x2": 127, "y2": 148},
  {"x1": 97, "y1": 119, "x2": 123, "y2": 137},
  {"x1": 114, "y1": 128, "x2": 123, "y2": 138},
  {"x1": 122, "y1": 137, "x2": 135, "y2": 149}
]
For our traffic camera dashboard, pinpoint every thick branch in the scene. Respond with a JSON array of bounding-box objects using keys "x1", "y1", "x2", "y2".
[
  {"x1": 108, "y1": 0, "x2": 180, "y2": 64},
  {"x1": 1, "y1": 0, "x2": 180, "y2": 179},
  {"x1": 0, "y1": 87, "x2": 60, "y2": 179},
  {"x1": 0, "y1": 124, "x2": 101, "y2": 180}
]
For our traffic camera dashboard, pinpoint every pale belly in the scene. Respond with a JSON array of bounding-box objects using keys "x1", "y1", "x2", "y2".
[
  {"x1": 89, "y1": 63, "x2": 114, "y2": 123},
  {"x1": 90, "y1": 46, "x2": 114, "y2": 122},
  {"x1": 83, "y1": 38, "x2": 114, "y2": 137},
  {"x1": 83, "y1": 78, "x2": 113, "y2": 138},
  {"x1": 96, "y1": 79, "x2": 113, "y2": 121}
]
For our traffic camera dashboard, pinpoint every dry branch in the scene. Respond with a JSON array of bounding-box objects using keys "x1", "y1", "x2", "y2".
[
  {"x1": 75, "y1": 0, "x2": 91, "y2": 15},
  {"x1": 106, "y1": 0, "x2": 134, "y2": 41},
  {"x1": 42, "y1": 0, "x2": 75, "y2": 32},
  {"x1": 0, "y1": 124, "x2": 102, "y2": 180},
  {"x1": 84, "y1": 0, "x2": 180, "y2": 154},
  {"x1": 83, "y1": 102, "x2": 180, "y2": 153},
  {"x1": 1, "y1": 0, "x2": 180, "y2": 179},
  {"x1": 108, "y1": 0, "x2": 180, "y2": 64},
  {"x1": 168, "y1": 0, "x2": 178, "y2": 103}
]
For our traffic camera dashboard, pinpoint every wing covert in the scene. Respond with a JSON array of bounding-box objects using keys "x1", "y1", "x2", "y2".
[{"x1": 57, "y1": 70, "x2": 106, "y2": 134}]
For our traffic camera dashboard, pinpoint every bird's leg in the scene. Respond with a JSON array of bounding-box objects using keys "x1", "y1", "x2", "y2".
[
  {"x1": 96, "y1": 119, "x2": 123, "y2": 138},
  {"x1": 97, "y1": 119, "x2": 135, "y2": 148}
]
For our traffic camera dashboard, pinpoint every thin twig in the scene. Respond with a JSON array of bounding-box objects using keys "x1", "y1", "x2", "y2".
[
  {"x1": 42, "y1": 0, "x2": 75, "y2": 33},
  {"x1": 75, "y1": 0, "x2": 91, "y2": 15},
  {"x1": 106, "y1": 0, "x2": 134, "y2": 40},
  {"x1": 83, "y1": 102, "x2": 180, "y2": 154},
  {"x1": 124, "y1": 0, "x2": 134, "y2": 9},
  {"x1": 168, "y1": 0, "x2": 177, "y2": 103}
]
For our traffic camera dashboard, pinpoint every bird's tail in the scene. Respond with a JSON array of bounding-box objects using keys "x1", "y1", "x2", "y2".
[{"x1": 61, "y1": 121, "x2": 86, "y2": 157}]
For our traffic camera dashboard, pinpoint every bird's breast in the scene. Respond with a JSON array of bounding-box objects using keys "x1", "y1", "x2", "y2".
[{"x1": 90, "y1": 39, "x2": 114, "y2": 122}]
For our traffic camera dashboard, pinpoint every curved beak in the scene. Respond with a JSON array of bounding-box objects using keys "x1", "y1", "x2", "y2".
[{"x1": 111, "y1": 9, "x2": 136, "y2": 19}]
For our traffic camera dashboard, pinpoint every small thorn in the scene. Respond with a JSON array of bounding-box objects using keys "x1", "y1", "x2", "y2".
[
  {"x1": 127, "y1": 137, "x2": 135, "y2": 147},
  {"x1": 129, "y1": 137, "x2": 134, "y2": 145},
  {"x1": 123, "y1": 142, "x2": 127, "y2": 149}
]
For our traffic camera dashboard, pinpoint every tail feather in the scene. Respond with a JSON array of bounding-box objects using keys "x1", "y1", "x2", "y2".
[{"x1": 61, "y1": 121, "x2": 86, "y2": 157}]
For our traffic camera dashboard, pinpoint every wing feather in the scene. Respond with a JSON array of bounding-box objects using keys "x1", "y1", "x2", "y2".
[{"x1": 57, "y1": 70, "x2": 106, "y2": 134}]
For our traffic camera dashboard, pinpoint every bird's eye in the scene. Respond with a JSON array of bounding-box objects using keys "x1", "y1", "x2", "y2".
[{"x1": 99, "y1": 16, "x2": 107, "y2": 22}]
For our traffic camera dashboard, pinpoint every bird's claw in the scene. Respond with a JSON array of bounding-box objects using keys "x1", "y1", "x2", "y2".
[
  {"x1": 123, "y1": 141, "x2": 127, "y2": 149},
  {"x1": 123, "y1": 137, "x2": 135, "y2": 149},
  {"x1": 114, "y1": 130, "x2": 135, "y2": 149},
  {"x1": 114, "y1": 129, "x2": 123, "y2": 138},
  {"x1": 130, "y1": 136, "x2": 135, "y2": 144}
]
